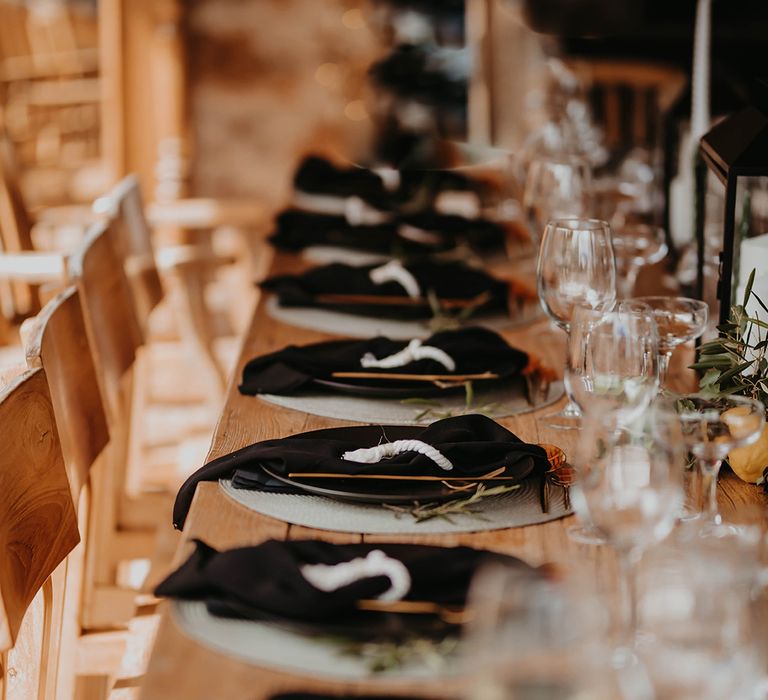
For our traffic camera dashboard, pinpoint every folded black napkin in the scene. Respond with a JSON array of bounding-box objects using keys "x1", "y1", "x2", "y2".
[
  {"x1": 239, "y1": 327, "x2": 529, "y2": 395},
  {"x1": 155, "y1": 538, "x2": 532, "y2": 624},
  {"x1": 369, "y1": 45, "x2": 467, "y2": 109},
  {"x1": 293, "y1": 155, "x2": 490, "y2": 207},
  {"x1": 269, "y1": 210, "x2": 505, "y2": 256},
  {"x1": 294, "y1": 156, "x2": 393, "y2": 209},
  {"x1": 173, "y1": 414, "x2": 549, "y2": 529},
  {"x1": 261, "y1": 260, "x2": 510, "y2": 320}
]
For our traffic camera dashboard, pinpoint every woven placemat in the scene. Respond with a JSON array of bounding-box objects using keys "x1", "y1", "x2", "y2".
[
  {"x1": 257, "y1": 379, "x2": 564, "y2": 426},
  {"x1": 172, "y1": 600, "x2": 462, "y2": 680},
  {"x1": 219, "y1": 478, "x2": 571, "y2": 534},
  {"x1": 265, "y1": 296, "x2": 542, "y2": 340}
]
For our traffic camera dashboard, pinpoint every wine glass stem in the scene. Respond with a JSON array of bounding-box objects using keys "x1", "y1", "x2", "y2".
[
  {"x1": 699, "y1": 458, "x2": 722, "y2": 523},
  {"x1": 562, "y1": 327, "x2": 582, "y2": 417},
  {"x1": 616, "y1": 547, "x2": 642, "y2": 647},
  {"x1": 657, "y1": 352, "x2": 672, "y2": 388}
]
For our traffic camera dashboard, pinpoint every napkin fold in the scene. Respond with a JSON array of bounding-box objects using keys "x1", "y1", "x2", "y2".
[
  {"x1": 173, "y1": 414, "x2": 550, "y2": 529},
  {"x1": 269, "y1": 210, "x2": 505, "y2": 257},
  {"x1": 293, "y1": 154, "x2": 489, "y2": 210},
  {"x1": 294, "y1": 156, "x2": 393, "y2": 209},
  {"x1": 239, "y1": 327, "x2": 529, "y2": 395},
  {"x1": 155, "y1": 538, "x2": 532, "y2": 623},
  {"x1": 261, "y1": 260, "x2": 510, "y2": 320}
]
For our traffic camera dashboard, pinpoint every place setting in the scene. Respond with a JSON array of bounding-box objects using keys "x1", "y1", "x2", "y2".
[
  {"x1": 154, "y1": 535, "x2": 550, "y2": 682},
  {"x1": 238, "y1": 326, "x2": 562, "y2": 425},
  {"x1": 172, "y1": 413, "x2": 572, "y2": 536},
  {"x1": 262, "y1": 257, "x2": 541, "y2": 340},
  {"x1": 276, "y1": 152, "x2": 533, "y2": 266}
]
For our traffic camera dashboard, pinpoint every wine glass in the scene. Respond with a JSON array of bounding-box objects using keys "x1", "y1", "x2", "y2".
[
  {"x1": 637, "y1": 515, "x2": 768, "y2": 699},
  {"x1": 522, "y1": 155, "x2": 592, "y2": 245},
  {"x1": 536, "y1": 218, "x2": 617, "y2": 429},
  {"x1": 624, "y1": 297, "x2": 709, "y2": 390},
  {"x1": 612, "y1": 224, "x2": 668, "y2": 298},
  {"x1": 462, "y1": 564, "x2": 621, "y2": 699},
  {"x1": 567, "y1": 302, "x2": 660, "y2": 422},
  {"x1": 573, "y1": 403, "x2": 684, "y2": 650},
  {"x1": 671, "y1": 394, "x2": 765, "y2": 526},
  {"x1": 566, "y1": 302, "x2": 660, "y2": 544}
]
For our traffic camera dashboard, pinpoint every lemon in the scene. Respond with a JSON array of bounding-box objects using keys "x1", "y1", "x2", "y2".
[{"x1": 728, "y1": 424, "x2": 768, "y2": 484}]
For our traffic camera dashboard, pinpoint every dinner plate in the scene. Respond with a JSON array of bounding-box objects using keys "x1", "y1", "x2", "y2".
[
  {"x1": 206, "y1": 595, "x2": 460, "y2": 642},
  {"x1": 260, "y1": 467, "x2": 536, "y2": 506},
  {"x1": 311, "y1": 372, "x2": 521, "y2": 399},
  {"x1": 260, "y1": 464, "x2": 474, "y2": 504}
]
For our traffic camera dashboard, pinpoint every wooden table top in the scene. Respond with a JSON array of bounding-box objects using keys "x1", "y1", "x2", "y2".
[{"x1": 139, "y1": 250, "x2": 768, "y2": 699}]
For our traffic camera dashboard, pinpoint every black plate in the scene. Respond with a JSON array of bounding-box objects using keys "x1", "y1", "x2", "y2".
[
  {"x1": 311, "y1": 373, "x2": 523, "y2": 399},
  {"x1": 258, "y1": 423, "x2": 531, "y2": 504},
  {"x1": 261, "y1": 465, "x2": 471, "y2": 504}
]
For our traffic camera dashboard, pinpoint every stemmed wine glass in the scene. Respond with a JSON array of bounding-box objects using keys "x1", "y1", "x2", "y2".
[
  {"x1": 671, "y1": 394, "x2": 765, "y2": 526},
  {"x1": 624, "y1": 297, "x2": 709, "y2": 390},
  {"x1": 573, "y1": 403, "x2": 684, "y2": 651},
  {"x1": 611, "y1": 224, "x2": 668, "y2": 298},
  {"x1": 536, "y1": 218, "x2": 617, "y2": 429},
  {"x1": 462, "y1": 564, "x2": 620, "y2": 699},
  {"x1": 565, "y1": 302, "x2": 660, "y2": 544},
  {"x1": 522, "y1": 155, "x2": 592, "y2": 245}
]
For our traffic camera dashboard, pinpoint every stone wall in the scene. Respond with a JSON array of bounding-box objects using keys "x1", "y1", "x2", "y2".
[{"x1": 187, "y1": 0, "x2": 382, "y2": 206}]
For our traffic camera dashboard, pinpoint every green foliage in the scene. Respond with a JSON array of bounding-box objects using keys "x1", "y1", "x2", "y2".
[{"x1": 691, "y1": 269, "x2": 768, "y2": 407}]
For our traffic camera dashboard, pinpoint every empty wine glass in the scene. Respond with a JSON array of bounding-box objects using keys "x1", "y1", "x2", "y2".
[
  {"x1": 536, "y1": 218, "x2": 617, "y2": 429},
  {"x1": 574, "y1": 404, "x2": 684, "y2": 650},
  {"x1": 612, "y1": 224, "x2": 668, "y2": 298},
  {"x1": 625, "y1": 297, "x2": 709, "y2": 390},
  {"x1": 568, "y1": 302, "x2": 659, "y2": 422},
  {"x1": 522, "y1": 155, "x2": 592, "y2": 245},
  {"x1": 566, "y1": 302, "x2": 660, "y2": 545},
  {"x1": 462, "y1": 564, "x2": 620, "y2": 700},
  {"x1": 671, "y1": 394, "x2": 765, "y2": 526},
  {"x1": 637, "y1": 516, "x2": 768, "y2": 699}
]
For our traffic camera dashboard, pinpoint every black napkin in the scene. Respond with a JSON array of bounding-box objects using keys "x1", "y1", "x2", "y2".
[
  {"x1": 155, "y1": 538, "x2": 532, "y2": 624},
  {"x1": 369, "y1": 45, "x2": 467, "y2": 110},
  {"x1": 269, "y1": 210, "x2": 505, "y2": 256},
  {"x1": 294, "y1": 156, "x2": 393, "y2": 209},
  {"x1": 239, "y1": 327, "x2": 529, "y2": 395},
  {"x1": 261, "y1": 260, "x2": 510, "y2": 320},
  {"x1": 173, "y1": 414, "x2": 549, "y2": 529}
]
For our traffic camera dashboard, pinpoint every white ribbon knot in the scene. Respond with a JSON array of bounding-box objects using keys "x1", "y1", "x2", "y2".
[
  {"x1": 368, "y1": 260, "x2": 421, "y2": 299},
  {"x1": 361, "y1": 338, "x2": 456, "y2": 371},
  {"x1": 342, "y1": 439, "x2": 453, "y2": 471},
  {"x1": 300, "y1": 549, "x2": 411, "y2": 602}
]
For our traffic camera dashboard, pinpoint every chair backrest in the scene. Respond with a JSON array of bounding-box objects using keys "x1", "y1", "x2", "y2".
[
  {"x1": 0, "y1": 368, "x2": 79, "y2": 652},
  {"x1": 95, "y1": 174, "x2": 163, "y2": 339},
  {"x1": 67, "y1": 221, "x2": 143, "y2": 427},
  {"x1": 24, "y1": 286, "x2": 110, "y2": 503}
]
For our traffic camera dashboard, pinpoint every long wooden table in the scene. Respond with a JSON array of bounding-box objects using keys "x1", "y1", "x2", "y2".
[{"x1": 139, "y1": 251, "x2": 766, "y2": 699}]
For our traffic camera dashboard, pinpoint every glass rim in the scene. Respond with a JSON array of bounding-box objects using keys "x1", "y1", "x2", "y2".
[
  {"x1": 545, "y1": 217, "x2": 611, "y2": 232},
  {"x1": 627, "y1": 295, "x2": 709, "y2": 309}
]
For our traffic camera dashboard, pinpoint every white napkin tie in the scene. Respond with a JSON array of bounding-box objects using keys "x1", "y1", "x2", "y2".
[
  {"x1": 368, "y1": 260, "x2": 421, "y2": 299},
  {"x1": 361, "y1": 338, "x2": 456, "y2": 372},
  {"x1": 300, "y1": 550, "x2": 411, "y2": 602},
  {"x1": 342, "y1": 439, "x2": 453, "y2": 471}
]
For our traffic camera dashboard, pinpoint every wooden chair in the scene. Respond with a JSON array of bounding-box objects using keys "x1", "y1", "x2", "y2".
[
  {"x1": 24, "y1": 286, "x2": 130, "y2": 699},
  {"x1": 565, "y1": 58, "x2": 686, "y2": 153},
  {"x1": 66, "y1": 221, "x2": 152, "y2": 632},
  {"x1": 0, "y1": 368, "x2": 79, "y2": 700}
]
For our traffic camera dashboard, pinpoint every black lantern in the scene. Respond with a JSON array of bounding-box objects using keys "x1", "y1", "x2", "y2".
[{"x1": 698, "y1": 90, "x2": 768, "y2": 324}]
